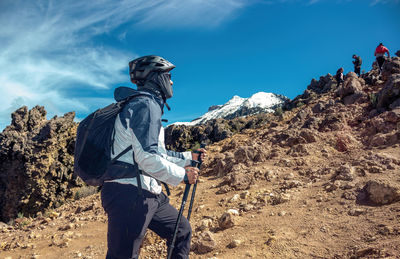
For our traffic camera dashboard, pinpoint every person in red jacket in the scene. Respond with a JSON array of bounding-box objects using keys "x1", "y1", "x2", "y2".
[{"x1": 374, "y1": 43, "x2": 390, "y2": 72}]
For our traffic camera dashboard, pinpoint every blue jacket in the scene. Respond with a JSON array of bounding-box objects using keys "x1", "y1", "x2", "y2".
[{"x1": 109, "y1": 86, "x2": 192, "y2": 194}]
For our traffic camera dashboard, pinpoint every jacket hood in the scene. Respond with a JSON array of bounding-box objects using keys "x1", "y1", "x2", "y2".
[
  {"x1": 114, "y1": 86, "x2": 141, "y2": 102},
  {"x1": 114, "y1": 86, "x2": 165, "y2": 110}
]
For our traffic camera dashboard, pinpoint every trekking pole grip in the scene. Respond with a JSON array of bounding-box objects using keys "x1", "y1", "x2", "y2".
[
  {"x1": 193, "y1": 143, "x2": 206, "y2": 166},
  {"x1": 187, "y1": 143, "x2": 206, "y2": 221}
]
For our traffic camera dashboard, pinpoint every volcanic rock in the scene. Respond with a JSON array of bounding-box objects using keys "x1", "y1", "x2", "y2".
[{"x1": 0, "y1": 106, "x2": 80, "y2": 222}]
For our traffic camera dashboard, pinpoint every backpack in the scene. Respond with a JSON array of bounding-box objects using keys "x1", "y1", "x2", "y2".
[{"x1": 73, "y1": 95, "x2": 139, "y2": 186}]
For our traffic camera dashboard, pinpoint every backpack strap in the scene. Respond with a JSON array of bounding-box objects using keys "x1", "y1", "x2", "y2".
[
  {"x1": 108, "y1": 145, "x2": 143, "y2": 196},
  {"x1": 133, "y1": 157, "x2": 143, "y2": 197},
  {"x1": 110, "y1": 146, "x2": 171, "y2": 196},
  {"x1": 162, "y1": 183, "x2": 171, "y2": 196},
  {"x1": 110, "y1": 145, "x2": 132, "y2": 162}
]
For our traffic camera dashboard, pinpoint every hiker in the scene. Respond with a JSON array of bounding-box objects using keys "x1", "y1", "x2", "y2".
[
  {"x1": 336, "y1": 67, "x2": 344, "y2": 87},
  {"x1": 352, "y1": 54, "x2": 362, "y2": 76},
  {"x1": 100, "y1": 55, "x2": 207, "y2": 259},
  {"x1": 374, "y1": 43, "x2": 390, "y2": 72}
]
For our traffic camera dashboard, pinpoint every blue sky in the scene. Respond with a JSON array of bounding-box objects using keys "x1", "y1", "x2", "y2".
[{"x1": 0, "y1": 0, "x2": 399, "y2": 130}]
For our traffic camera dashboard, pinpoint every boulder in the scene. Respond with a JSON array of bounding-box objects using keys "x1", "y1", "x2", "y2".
[
  {"x1": 382, "y1": 57, "x2": 400, "y2": 80},
  {"x1": 218, "y1": 209, "x2": 239, "y2": 229},
  {"x1": 224, "y1": 171, "x2": 254, "y2": 190},
  {"x1": 234, "y1": 146, "x2": 256, "y2": 163},
  {"x1": 365, "y1": 180, "x2": 400, "y2": 205},
  {"x1": 228, "y1": 239, "x2": 242, "y2": 248},
  {"x1": 333, "y1": 164, "x2": 355, "y2": 181},
  {"x1": 336, "y1": 73, "x2": 364, "y2": 102},
  {"x1": 376, "y1": 74, "x2": 400, "y2": 109},
  {"x1": 193, "y1": 231, "x2": 217, "y2": 254}
]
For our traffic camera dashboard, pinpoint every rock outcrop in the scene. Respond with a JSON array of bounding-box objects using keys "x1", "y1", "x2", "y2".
[
  {"x1": 165, "y1": 114, "x2": 275, "y2": 151},
  {"x1": 0, "y1": 106, "x2": 80, "y2": 222},
  {"x1": 336, "y1": 72, "x2": 367, "y2": 105}
]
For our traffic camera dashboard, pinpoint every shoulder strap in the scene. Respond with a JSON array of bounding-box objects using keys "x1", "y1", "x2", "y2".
[
  {"x1": 110, "y1": 146, "x2": 132, "y2": 162},
  {"x1": 133, "y1": 157, "x2": 143, "y2": 196}
]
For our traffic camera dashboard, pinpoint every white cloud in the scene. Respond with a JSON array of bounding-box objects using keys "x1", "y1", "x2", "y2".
[
  {"x1": 136, "y1": 1, "x2": 246, "y2": 28},
  {"x1": 263, "y1": 0, "x2": 398, "y2": 4},
  {"x1": 308, "y1": 0, "x2": 320, "y2": 4},
  {"x1": 0, "y1": 0, "x2": 248, "y2": 130},
  {"x1": 370, "y1": 0, "x2": 399, "y2": 5}
]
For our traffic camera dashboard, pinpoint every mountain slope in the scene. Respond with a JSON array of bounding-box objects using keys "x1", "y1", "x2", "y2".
[{"x1": 175, "y1": 92, "x2": 288, "y2": 126}]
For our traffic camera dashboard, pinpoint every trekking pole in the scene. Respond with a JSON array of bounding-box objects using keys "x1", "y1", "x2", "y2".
[
  {"x1": 167, "y1": 183, "x2": 191, "y2": 259},
  {"x1": 187, "y1": 143, "x2": 206, "y2": 221}
]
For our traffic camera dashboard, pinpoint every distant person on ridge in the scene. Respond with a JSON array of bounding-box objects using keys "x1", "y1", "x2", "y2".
[
  {"x1": 336, "y1": 67, "x2": 344, "y2": 87},
  {"x1": 352, "y1": 54, "x2": 362, "y2": 76},
  {"x1": 374, "y1": 43, "x2": 390, "y2": 72},
  {"x1": 100, "y1": 55, "x2": 206, "y2": 259}
]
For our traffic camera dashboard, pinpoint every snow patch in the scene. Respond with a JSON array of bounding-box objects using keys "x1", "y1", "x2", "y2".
[{"x1": 173, "y1": 92, "x2": 288, "y2": 126}]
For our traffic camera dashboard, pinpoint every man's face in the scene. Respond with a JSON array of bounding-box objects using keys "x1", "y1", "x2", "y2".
[{"x1": 166, "y1": 72, "x2": 173, "y2": 86}]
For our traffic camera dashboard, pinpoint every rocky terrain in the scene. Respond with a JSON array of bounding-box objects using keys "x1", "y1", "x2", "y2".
[
  {"x1": 165, "y1": 112, "x2": 276, "y2": 151},
  {"x1": 0, "y1": 107, "x2": 81, "y2": 223},
  {"x1": 1, "y1": 53, "x2": 400, "y2": 259}
]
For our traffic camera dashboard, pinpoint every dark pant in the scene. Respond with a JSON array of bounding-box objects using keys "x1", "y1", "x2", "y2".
[
  {"x1": 336, "y1": 75, "x2": 343, "y2": 87},
  {"x1": 101, "y1": 182, "x2": 191, "y2": 259},
  {"x1": 354, "y1": 66, "x2": 361, "y2": 76},
  {"x1": 376, "y1": 56, "x2": 385, "y2": 71}
]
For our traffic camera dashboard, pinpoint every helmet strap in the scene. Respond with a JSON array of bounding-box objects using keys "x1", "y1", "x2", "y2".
[{"x1": 165, "y1": 102, "x2": 171, "y2": 111}]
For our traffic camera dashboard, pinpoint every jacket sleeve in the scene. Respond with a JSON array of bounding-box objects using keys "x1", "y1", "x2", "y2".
[
  {"x1": 163, "y1": 150, "x2": 193, "y2": 167},
  {"x1": 124, "y1": 97, "x2": 185, "y2": 186}
]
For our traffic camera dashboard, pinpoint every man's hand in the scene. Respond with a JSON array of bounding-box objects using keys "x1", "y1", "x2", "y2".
[
  {"x1": 192, "y1": 148, "x2": 207, "y2": 162},
  {"x1": 184, "y1": 166, "x2": 199, "y2": 184}
]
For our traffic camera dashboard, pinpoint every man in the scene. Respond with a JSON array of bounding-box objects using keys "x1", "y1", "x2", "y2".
[
  {"x1": 101, "y1": 55, "x2": 206, "y2": 259},
  {"x1": 336, "y1": 67, "x2": 344, "y2": 87},
  {"x1": 352, "y1": 54, "x2": 362, "y2": 76},
  {"x1": 374, "y1": 43, "x2": 390, "y2": 72}
]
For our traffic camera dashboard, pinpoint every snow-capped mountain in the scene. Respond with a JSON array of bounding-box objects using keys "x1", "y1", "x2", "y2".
[{"x1": 175, "y1": 92, "x2": 289, "y2": 126}]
